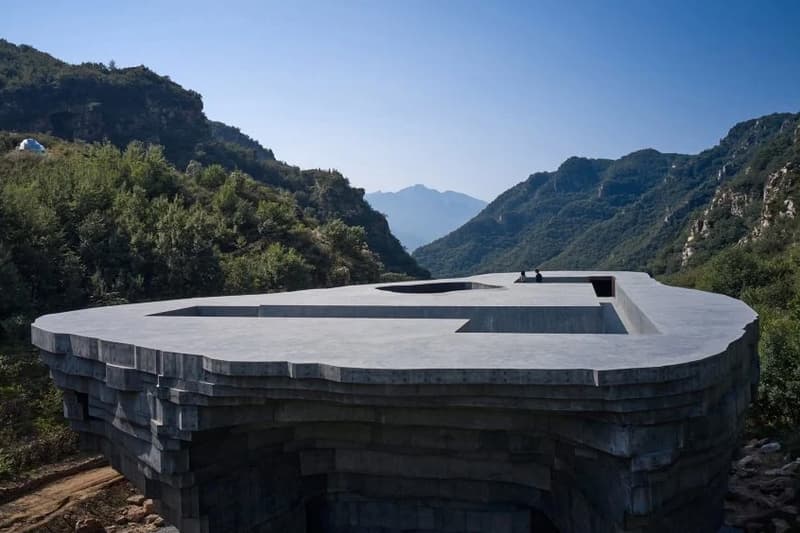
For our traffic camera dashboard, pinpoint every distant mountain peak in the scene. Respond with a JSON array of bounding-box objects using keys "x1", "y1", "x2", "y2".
[{"x1": 366, "y1": 185, "x2": 487, "y2": 252}]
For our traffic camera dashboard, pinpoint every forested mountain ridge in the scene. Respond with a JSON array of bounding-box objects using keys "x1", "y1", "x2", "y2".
[
  {"x1": 0, "y1": 133, "x2": 390, "y2": 332},
  {"x1": 413, "y1": 150, "x2": 676, "y2": 276},
  {"x1": 0, "y1": 41, "x2": 207, "y2": 165},
  {"x1": 415, "y1": 113, "x2": 800, "y2": 278},
  {"x1": 0, "y1": 39, "x2": 427, "y2": 278},
  {"x1": 662, "y1": 116, "x2": 800, "y2": 271},
  {"x1": 365, "y1": 184, "x2": 487, "y2": 251},
  {"x1": 208, "y1": 121, "x2": 275, "y2": 162}
]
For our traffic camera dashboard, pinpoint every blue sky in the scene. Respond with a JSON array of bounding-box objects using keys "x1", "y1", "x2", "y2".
[{"x1": 3, "y1": 0, "x2": 799, "y2": 200}]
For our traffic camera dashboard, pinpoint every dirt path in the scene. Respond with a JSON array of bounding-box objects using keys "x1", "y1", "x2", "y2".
[{"x1": 0, "y1": 466, "x2": 123, "y2": 532}]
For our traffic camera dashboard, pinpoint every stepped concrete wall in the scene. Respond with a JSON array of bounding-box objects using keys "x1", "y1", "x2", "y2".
[{"x1": 32, "y1": 272, "x2": 759, "y2": 533}]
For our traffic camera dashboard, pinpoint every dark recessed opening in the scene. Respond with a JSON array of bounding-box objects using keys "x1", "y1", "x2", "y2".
[
  {"x1": 531, "y1": 508, "x2": 560, "y2": 533},
  {"x1": 590, "y1": 278, "x2": 614, "y2": 297},
  {"x1": 516, "y1": 275, "x2": 616, "y2": 297},
  {"x1": 151, "y1": 303, "x2": 627, "y2": 334},
  {"x1": 376, "y1": 281, "x2": 501, "y2": 294},
  {"x1": 76, "y1": 391, "x2": 90, "y2": 420}
]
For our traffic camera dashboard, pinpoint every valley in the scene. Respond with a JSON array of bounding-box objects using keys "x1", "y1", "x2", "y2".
[{"x1": 0, "y1": 24, "x2": 798, "y2": 532}]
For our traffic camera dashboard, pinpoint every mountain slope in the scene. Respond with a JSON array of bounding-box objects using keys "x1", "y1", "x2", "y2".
[
  {"x1": 365, "y1": 184, "x2": 487, "y2": 251},
  {"x1": 658, "y1": 115, "x2": 800, "y2": 272},
  {"x1": 0, "y1": 132, "x2": 388, "y2": 333},
  {"x1": 0, "y1": 42, "x2": 207, "y2": 165},
  {"x1": 208, "y1": 121, "x2": 275, "y2": 162},
  {"x1": 414, "y1": 113, "x2": 800, "y2": 278},
  {"x1": 0, "y1": 39, "x2": 427, "y2": 278}
]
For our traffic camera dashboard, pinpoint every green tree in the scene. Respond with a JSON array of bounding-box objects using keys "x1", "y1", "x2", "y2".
[
  {"x1": 756, "y1": 312, "x2": 800, "y2": 430},
  {"x1": 153, "y1": 199, "x2": 223, "y2": 296}
]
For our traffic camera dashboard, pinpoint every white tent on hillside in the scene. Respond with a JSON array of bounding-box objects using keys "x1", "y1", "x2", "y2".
[{"x1": 17, "y1": 138, "x2": 46, "y2": 153}]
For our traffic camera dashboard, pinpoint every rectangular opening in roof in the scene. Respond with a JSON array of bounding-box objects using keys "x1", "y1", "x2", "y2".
[
  {"x1": 516, "y1": 275, "x2": 616, "y2": 297},
  {"x1": 150, "y1": 304, "x2": 628, "y2": 334},
  {"x1": 589, "y1": 277, "x2": 615, "y2": 297}
]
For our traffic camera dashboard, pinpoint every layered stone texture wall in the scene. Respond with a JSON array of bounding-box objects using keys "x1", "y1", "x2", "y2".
[
  {"x1": 35, "y1": 328, "x2": 756, "y2": 532},
  {"x1": 31, "y1": 272, "x2": 760, "y2": 533}
]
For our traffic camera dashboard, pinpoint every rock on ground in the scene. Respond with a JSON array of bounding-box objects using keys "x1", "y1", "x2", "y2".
[
  {"x1": 75, "y1": 517, "x2": 106, "y2": 533},
  {"x1": 725, "y1": 440, "x2": 800, "y2": 532}
]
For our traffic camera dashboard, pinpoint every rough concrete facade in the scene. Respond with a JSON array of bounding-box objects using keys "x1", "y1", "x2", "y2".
[{"x1": 32, "y1": 272, "x2": 759, "y2": 532}]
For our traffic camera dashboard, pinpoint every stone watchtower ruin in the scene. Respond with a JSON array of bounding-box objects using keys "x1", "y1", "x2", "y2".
[{"x1": 32, "y1": 271, "x2": 759, "y2": 532}]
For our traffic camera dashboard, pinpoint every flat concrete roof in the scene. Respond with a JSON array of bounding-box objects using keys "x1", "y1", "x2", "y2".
[{"x1": 32, "y1": 271, "x2": 757, "y2": 385}]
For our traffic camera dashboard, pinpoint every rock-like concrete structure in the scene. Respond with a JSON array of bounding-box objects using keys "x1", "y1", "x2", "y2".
[{"x1": 32, "y1": 272, "x2": 759, "y2": 533}]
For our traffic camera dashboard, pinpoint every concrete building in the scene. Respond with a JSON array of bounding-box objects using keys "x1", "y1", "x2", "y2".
[{"x1": 32, "y1": 272, "x2": 759, "y2": 532}]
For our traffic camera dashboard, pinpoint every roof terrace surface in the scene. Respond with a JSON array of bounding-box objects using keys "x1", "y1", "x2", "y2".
[{"x1": 31, "y1": 271, "x2": 757, "y2": 385}]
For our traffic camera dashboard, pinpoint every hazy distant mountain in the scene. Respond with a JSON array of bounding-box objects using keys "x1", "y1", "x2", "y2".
[{"x1": 366, "y1": 185, "x2": 487, "y2": 252}]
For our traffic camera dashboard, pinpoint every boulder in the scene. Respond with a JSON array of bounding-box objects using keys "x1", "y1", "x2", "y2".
[
  {"x1": 75, "y1": 518, "x2": 105, "y2": 533},
  {"x1": 126, "y1": 506, "x2": 148, "y2": 523},
  {"x1": 737, "y1": 454, "x2": 761, "y2": 469},
  {"x1": 146, "y1": 514, "x2": 165, "y2": 527},
  {"x1": 759, "y1": 442, "x2": 782, "y2": 454},
  {"x1": 780, "y1": 459, "x2": 800, "y2": 475},
  {"x1": 125, "y1": 494, "x2": 146, "y2": 505},
  {"x1": 771, "y1": 517, "x2": 791, "y2": 533}
]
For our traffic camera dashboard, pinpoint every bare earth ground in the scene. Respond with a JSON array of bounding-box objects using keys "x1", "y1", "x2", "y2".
[
  {"x1": 0, "y1": 442, "x2": 796, "y2": 533},
  {"x1": 0, "y1": 456, "x2": 169, "y2": 533}
]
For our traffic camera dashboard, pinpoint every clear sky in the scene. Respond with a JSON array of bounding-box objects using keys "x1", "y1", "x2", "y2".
[{"x1": 3, "y1": 0, "x2": 799, "y2": 200}]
